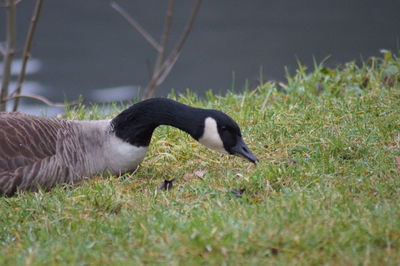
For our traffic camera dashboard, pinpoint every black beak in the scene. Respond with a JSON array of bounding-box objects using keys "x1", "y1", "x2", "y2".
[{"x1": 230, "y1": 138, "x2": 259, "y2": 164}]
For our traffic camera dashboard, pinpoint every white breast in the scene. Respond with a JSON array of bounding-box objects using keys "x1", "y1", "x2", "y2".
[
  {"x1": 78, "y1": 119, "x2": 148, "y2": 175},
  {"x1": 104, "y1": 136, "x2": 148, "y2": 174}
]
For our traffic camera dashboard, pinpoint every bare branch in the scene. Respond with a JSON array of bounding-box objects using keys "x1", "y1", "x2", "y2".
[
  {"x1": 0, "y1": 0, "x2": 22, "y2": 8},
  {"x1": 12, "y1": 0, "x2": 44, "y2": 111},
  {"x1": 0, "y1": 0, "x2": 17, "y2": 112},
  {"x1": 0, "y1": 43, "x2": 6, "y2": 56},
  {"x1": 2, "y1": 93, "x2": 77, "y2": 108},
  {"x1": 143, "y1": 0, "x2": 202, "y2": 99},
  {"x1": 110, "y1": 1, "x2": 162, "y2": 53},
  {"x1": 143, "y1": 50, "x2": 181, "y2": 99},
  {"x1": 154, "y1": 0, "x2": 175, "y2": 72},
  {"x1": 164, "y1": 0, "x2": 202, "y2": 71},
  {"x1": 155, "y1": 51, "x2": 180, "y2": 87}
]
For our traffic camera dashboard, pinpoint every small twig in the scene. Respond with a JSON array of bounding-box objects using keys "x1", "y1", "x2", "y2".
[
  {"x1": 2, "y1": 93, "x2": 77, "y2": 108},
  {"x1": 12, "y1": 0, "x2": 44, "y2": 111},
  {"x1": 0, "y1": 0, "x2": 17, "y2": 112},
  {"x1": 0, "y1": 0, "x2": 22, "y2": 7},
  {"x1": 147, "y1": 0, "x2": 175, "y2": 98},
  {"x1": 166, "y1": 0, "x2": 202, "y2": 67},
  {"x1": 154, "y1": 51, "x2": 180, "y2": 87},
  {"x1": 0, "y1": 43, "x2": 6, "y2": 56},
  {"x1": 110, "y1": 1, "x2": 162, "y2": 53},
  {"x1": 154, "y1": 0, "x2": 175, "y2": 72},
  {"x1": 143, "y1": 0, "x2": 202, "y2": 99}
]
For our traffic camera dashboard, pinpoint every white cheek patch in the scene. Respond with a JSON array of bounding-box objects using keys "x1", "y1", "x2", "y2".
[{"x1": 198, "y1": 117, "x2": 227, "y2": 153}]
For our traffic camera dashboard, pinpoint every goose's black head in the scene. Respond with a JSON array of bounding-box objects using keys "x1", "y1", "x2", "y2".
[
  {"x1": 112, "y1": 98, "x2": 259, "y2": 163},
  {"x1": 197, "y1": 110, "x2": 259, "y2": 163}
]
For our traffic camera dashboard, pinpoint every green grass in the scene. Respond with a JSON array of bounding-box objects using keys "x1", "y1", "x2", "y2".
[{"x1": 1, "y1": 53, "x2": 400, "y2": 265}]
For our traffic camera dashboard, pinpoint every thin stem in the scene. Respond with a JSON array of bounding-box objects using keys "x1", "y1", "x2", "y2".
[
  {"x1": 110, "y1": 1, "x2": 162, "y2": 53},
  {"x1": 143, "y1": 0, "x2": 202, "y2": 99},
  {"x1": 12, "y1": 0, "x2": 44, "y2": 111},
  {"x1": 2, "y1": 93, "x2": 77, "y2": 108},
  {"x1": 0, "y1": 43, "x2": 6, "y2": 56},
  {"x1": 166, "y1": 0, "x2": 202, "y2": 71},
  {"x1": 0, "y1": 0, "x2": 22, "y2": 7},
  {"x1": 154, "y1": 0, "x2": 175, "y2": 72},
  {"x1": 0, "y1": 0, "x2": 17, "y2": 112},
  {"x1": 153, "y1": 50, "x2": 180, "y2": 87}
]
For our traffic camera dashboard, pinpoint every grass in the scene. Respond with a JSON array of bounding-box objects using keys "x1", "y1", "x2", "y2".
[{"x1": 1, "y1": 52, "x2": 400, "y2": 265}]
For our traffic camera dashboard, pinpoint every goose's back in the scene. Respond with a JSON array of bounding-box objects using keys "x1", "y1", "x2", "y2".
[{"x1": 0, "y1": 113, "x2": 68, "y2": 172}]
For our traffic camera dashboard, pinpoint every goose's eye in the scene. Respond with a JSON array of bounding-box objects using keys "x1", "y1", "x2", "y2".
[{"x1": 220, "y1": 126, "x2": 231, "y2": 133}]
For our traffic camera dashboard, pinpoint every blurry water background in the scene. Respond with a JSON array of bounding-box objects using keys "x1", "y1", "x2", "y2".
[{"x1": 0, "y1": 0, "x2": 399, "y2": 115}]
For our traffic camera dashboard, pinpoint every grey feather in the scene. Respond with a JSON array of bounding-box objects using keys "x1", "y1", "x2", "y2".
[{"x1": 0, "y1": 113, "x2": 142, "y2": 196}]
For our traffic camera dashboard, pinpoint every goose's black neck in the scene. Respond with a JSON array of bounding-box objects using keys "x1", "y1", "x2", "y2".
[{"x1": 111, "y1": 98, "x2": 206, "y2": 147}]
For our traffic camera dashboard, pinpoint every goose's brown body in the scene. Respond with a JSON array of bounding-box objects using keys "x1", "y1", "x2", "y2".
[{"x1": 0, "y1": 113, "x2": 125, "y2": 196}]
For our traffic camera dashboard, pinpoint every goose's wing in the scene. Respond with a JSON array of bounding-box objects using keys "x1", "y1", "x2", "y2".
[
  {"x1": 0, "y1": 155, "x2": 74, "y2": 196},
  {"x1": 0, "y1": 113, "x2": 77, "y2": 196},
  {"x1": 0, "y1": 113, "x2": 63, "y2": 171}
]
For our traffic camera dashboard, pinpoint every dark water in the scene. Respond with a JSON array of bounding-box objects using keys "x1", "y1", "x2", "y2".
[{"x1": 1, "y1": 0, "x2": 399, "y2": 111}]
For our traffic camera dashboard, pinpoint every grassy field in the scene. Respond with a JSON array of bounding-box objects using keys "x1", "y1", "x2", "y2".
[{"x1": 1, "y1": 53, "x2": 399, "y2": 265}]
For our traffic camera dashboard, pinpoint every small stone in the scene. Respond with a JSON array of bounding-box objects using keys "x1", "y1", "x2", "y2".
[{"x1": 231, "y1": 188, "x2": 245, "y2": 196}]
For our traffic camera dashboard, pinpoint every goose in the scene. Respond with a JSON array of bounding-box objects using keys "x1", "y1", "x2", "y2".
[{"x1": 0, "y1": 98, "x2": 258, "y2": 196}]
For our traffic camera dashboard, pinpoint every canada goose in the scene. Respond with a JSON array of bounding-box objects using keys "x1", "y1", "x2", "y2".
[{"x1": 0, "y1": 98, "x2": 258, "y2": 196}]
